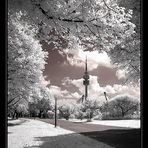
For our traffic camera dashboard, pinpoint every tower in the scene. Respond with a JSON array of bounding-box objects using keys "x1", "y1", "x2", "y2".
[{"x1": 83, "y1": 56, "x2": 89, "y2": 101}]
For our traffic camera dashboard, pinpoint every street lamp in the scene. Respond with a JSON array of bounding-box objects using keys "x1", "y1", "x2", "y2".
[
  {"x1": 104, "y1": 92, "x2": 108, "y2": 102},
  {"x1": 104, "y1": 92, "x2": 109, "y2": 117},
  {"x1": 54, "y1": 97, "x2": 57, "y2": 127}
]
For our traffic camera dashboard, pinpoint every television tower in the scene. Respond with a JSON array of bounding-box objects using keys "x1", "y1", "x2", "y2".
[{"x1": 83, "y1": 56, "x2": 89, "y2": 101}]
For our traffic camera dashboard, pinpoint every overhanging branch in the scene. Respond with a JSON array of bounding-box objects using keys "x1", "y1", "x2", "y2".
[{"x1": 35, "y1": 3, "x2": 84, "y2": 23}]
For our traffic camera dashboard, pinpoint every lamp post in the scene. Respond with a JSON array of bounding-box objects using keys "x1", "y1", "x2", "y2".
[
  {"x1": 104, "y1": 92, "x2": 108, "y2": 102},
  {"x1": 54, "y1": 97, "x2": 57, "y2": 127},
  {"x1": 104, "y1": 92, "x2": 109, "y2": 117}
]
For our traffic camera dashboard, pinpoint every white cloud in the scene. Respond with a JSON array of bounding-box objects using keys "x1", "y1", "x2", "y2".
[
  {"x1": 104, "y1": 85, "x2": 116, "y2": 94},
  {"x1": 61, "y1": 75, "x2": 140, "y2": 102},
  {"x1": 71, "y1": 92, "x2": 81, "y2": 98},
  {"x1": 49, "y1": 85, "x2": 81, "y2": 100},
  {"x1": 113, "y1": 84, "x2": 140, "y2": 98},
  {"x1": 116, "y1": 69, "x2": 126, "y2": 79},
  {"x1": 63, "y1": 47, "x2": 112, "y2": 71},
  {"x1": 110, "y1": 94, "x2": 140, "y2": 102},
  {"x1": 49, "y1": 75, "x2": 140, "y2": 104},
  {"x1": 62, "y1": 75, "x2": 104, "y2": 99},
  {"x1": 49, "y1": 85, "x2": 62, "y2": 99}
]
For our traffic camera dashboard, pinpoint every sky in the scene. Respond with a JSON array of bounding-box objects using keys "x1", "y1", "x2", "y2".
[{"x1": 42, "y1": 41, "x2": 140, "y2": 103}]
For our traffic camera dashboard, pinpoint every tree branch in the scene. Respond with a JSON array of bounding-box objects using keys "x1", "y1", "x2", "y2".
[
  {"x1": 84, "y1": 24, "x2": 101, "y2": 40},
  {"x1": 102, "y1": 0, "x2": 117, "y2": 13},
  {"x1": 8, "y1": 98, "x2": 21, "y2": 108},
  {"x1": 8, "y1": 96, "x2": 19, "y2": 105},
  {"x1": 36, "y1": 3, "x2": 84, "y2": 23}
]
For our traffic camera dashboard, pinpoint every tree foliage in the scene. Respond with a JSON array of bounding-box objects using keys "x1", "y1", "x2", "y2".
[
  {"x1": 100, "y1": 94, "x2": 140, "y2": 119},
  {"x1": 58, "y1": 104, "x2": 72, "y2": 120},
  {"x1": 28, "y1": 96, "x2": 53, "y2": 118},
  {"x1": 109, "y1": 0, "x2": 141, "y2": 84},
  {"x1": 17, "y1": 1, "x2": 135, "y2": 47},
  {"x1": 8, "y1": 0, "x2": 141, "y2": 108},
  {"x1": 74, "y1": 99, "x2": 101, "y2": 120},
  {"x1": 8, "y1": 10, "x2": 51, "y2": 111},
  {"x1": 8, "y1": 0, "x2": 140, "y2": 84}
]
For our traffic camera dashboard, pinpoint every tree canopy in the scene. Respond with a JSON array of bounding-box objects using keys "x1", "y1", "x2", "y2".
[
  {"x1": 8, "y1": 0, "x2": 141, "y2": 87},
  {"x1": 8, "y1": 10, "x2": 51, "y2": 111}
]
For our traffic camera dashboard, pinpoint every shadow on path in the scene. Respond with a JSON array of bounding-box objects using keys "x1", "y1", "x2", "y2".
[
  {"x1": 80, "y1": 128, "x2": 141, "y2": 148},
  {"x1": 23, "y1": 128, "x2": 141, "y2": 148},
  {"x1": 24, "y1": 133, "x2": 114, "y2": 148},
  {"x1": 34, "y1": 119, "x2": 141, "y2": 148}
]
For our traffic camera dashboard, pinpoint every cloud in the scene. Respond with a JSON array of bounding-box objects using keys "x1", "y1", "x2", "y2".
[
  {"x1": 61, "y1": 75, "x2": 140, "y2": 101},
  {"x1": 116, "y1": 69, "x2": 126, "y2": 80},
  {"x1": 62, "y1": 75, "x2": 104, "y2": 99},
  {"x1": 49, "y1": 74, "x2": 140, "y2": 104},
  {"x1": 49, "y1": 85, "x2": 62, "y2": 97},
  {"x1": 49, "y1": 85, "x2": 81, "y2": 100},
  {"x1": 110, "y1": 94, "x2": 140, "y2": 102},
  {"x1": 112, "y1": 84, "x2": 140, "y2": 98},
  {"x1": 104, "y1": 85, "x2": 116, "y2": 94},
  {"x1": 62, "y1": 47, "x2": 112, "y2": 71}
]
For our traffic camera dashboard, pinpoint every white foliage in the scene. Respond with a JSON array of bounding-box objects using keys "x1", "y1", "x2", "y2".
[
  {"x1": 8, "y1": 10, "x2": 51, "y2": 108},
  {"x1": 8, "y1": 0, "x2": 140, "y2": 85}
]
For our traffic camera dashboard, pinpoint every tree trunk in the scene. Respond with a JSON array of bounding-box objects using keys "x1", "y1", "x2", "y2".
[
  {"x1": 39, "y1": 110, "x2": 43, "y2": 118},
  {"x1": 121, "y1": 111, "x2": 125, "y2": 118}
]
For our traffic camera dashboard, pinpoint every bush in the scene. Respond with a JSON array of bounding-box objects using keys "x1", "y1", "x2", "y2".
[
  {"x1": 69, "y1": 114, "x2": 76, "y2": 119},
  {"x1": 93, "y1": 111, "x2": 103, "y2": 120},
  {"x1": 75, "y1": 110, "x2": 86, "y2": 120},
  {"x1": 58, "y1": 105, "x2": 71, "y2": 120},
  {"x1": 47, "y1": 110, "x2": 54, "y2": 119}
]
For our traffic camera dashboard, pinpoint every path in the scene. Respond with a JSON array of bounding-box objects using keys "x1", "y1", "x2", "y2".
[
  {"x1": 37, "y1": 118, "x2": 141, "y2": 148},
  {"x1": 8, "y1": 118, "x2": 141, "y2": 148},
  {"x1": 37, "y1": 118, "x2": 134, "y2": 132}
]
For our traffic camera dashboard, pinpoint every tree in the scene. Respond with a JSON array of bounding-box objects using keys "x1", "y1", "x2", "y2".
[
  {"x1": 75, "y1": 99, "x2": 101, "y2": 120},
  {"x1": 28, "y1": 86, "x2": 54, "y2": 118},
  {"x1": 75, "y1": 109, "x2": 86, "y2": 120},
  {"x1": 28, "y1": 96, "x2": 53, "y2": 118},
  {"x1": 28, "y1": 102, "x2": 39, "y2": 117},
  {"x1": 16, "y1": 104, "x2": 29, "y2": 117},
  {"x1": 8, "y1": 10, "x2": 50, "y2": 112},
  {"x1": 109, "y1": 38, "x2": 140, "y2": 84},
  {"x1": 109, "y1": 0, "x2": 141, "y2": 84},
  {"x1": 101, "y1": 94, "x2": 140, "y2": 119},
  {"x1": 8, "y1": 0, "x2": 138, "y2": 83},
  {"x1": 37, "y1": 98, "x2": 53, "y2": 118},
  {"x1": 83, "y1": 99, "x2": 101, "y2": 120}
]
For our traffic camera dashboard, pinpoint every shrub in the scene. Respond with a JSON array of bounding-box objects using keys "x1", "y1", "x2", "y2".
[
  {"x1": 58, "y1": 105, "x2": 71, "y2": 120},
  {"x1": 47, "y1": 110, "x2": 54, "y2": 119}
]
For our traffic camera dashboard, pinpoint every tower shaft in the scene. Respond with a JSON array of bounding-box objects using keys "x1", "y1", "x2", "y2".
[
  {"x1": 83, "y1": 56, "x2": 89, "y2": 101},
  {"x1": 85, "y1": 84, "x2": 88, "y2": 100}
]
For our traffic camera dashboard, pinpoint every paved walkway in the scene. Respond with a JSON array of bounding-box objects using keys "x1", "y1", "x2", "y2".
[
  {"x1": 37, "y1": 118, "x2": 131, "y2": 132},
  {"x1": 37, "y1": 118, "x2": 141, "y2": 148},
  {"x1": 8, "y1": 118, "x2": 141, "y2": 148},
  {"x1": 8, "y1": 118, "x2": 113, "y2": 148}
]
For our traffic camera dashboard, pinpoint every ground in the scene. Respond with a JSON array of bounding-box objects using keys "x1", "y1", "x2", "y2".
[{"x1": 8, "y1": 118, "x2": 141, "y2": 148}]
